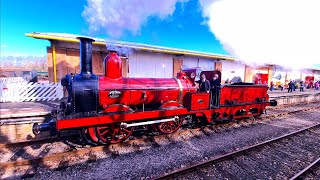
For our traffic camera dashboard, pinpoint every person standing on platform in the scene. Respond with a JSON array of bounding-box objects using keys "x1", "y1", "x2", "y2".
[
  {"x1": 315, "y1": 81, "x2": 319, "y2": 90},
  {"x1": 309, "y1": 81, "x2": 314, "y2": 89},
  {"x1": 288, "y1": 80, "x2": 293, "y2": 93},
  {"x1": 300, "y1": 81, "x2": 304, "y2": 92},
  {"x1": 270, "y1": 81, "x2": 274, "y2": 91}
]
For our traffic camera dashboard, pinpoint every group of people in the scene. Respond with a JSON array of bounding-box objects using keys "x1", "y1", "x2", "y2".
[
  {"x1": 288, "y1": 80, "x2": 320, "y2": 92},
  {"x1": 270, "y1": 80, "x2": 320, "y2": 93},
  {"x1": 287, "y1": 80, "x2": 300, "y2": 92},
  {"x1": 198, "y1": 73, "x2": 221, "y2": 106},
  {"x1": 305, "y1": 80, "x2": 320, "y2": 90}
]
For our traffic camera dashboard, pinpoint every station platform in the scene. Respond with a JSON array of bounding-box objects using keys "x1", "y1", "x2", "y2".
[
  {"x1": 268, "y1": 88, "x2": 320, "y2": 98},
  {"x1": 0, "y1": 90, "x2": 319, "y2": 119},
  {"x1": 0, "y1": 101, "x2": 60, "y2": 119},
  {"x1": 268, "y1": 89, "x2": 320, "y2": 105}
]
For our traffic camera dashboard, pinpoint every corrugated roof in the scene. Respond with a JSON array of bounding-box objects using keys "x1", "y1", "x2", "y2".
[{"x1": 26, "y1": 32, "x2": 234, "y2": 60}]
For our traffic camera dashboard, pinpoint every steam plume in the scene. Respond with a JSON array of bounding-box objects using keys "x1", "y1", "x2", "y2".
[
  {"x1": 83, "y1": 0, "x2": 186, "y2": 37},
  {"x1": 199, "y1": 0, "x2": 320, "y2": 69}
]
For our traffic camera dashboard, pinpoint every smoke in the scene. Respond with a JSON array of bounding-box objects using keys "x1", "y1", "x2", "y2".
[
  {"x1": 82, "y1": 0, "x2": 186, "y2": 37},
  {"x1": 106, "y1": 41, "x2": 133, "y2": 56},
  {"x1": 199, "y1": 0, "x2": 320, "y2": 69}
]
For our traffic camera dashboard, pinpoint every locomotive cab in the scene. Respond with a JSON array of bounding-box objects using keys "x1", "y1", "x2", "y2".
[{"x1": 180, "y1": 68, "x2": 222, "y2": 110}]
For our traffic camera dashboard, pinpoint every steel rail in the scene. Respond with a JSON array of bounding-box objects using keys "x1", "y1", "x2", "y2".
[
  {"x1": 289, "y1": 157, "x2": 320, "y2": 180},
  {"x1": 154, "y1": 123, "x2": 320, "y2": 180}
]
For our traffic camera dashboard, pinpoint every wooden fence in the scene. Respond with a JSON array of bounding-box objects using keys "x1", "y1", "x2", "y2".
[{"x1": 0, "y1": 78, "x2": 63, "y2": 102}]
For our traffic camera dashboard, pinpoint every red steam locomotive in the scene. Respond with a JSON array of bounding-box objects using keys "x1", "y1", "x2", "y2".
[{"x1": 33, "y1": 37, "x2": 277, "y2": 145}]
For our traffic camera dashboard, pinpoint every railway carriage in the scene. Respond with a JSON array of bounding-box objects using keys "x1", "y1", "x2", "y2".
[{"x1": 33, "y1": 37, "x2": 277, "y2": 145}]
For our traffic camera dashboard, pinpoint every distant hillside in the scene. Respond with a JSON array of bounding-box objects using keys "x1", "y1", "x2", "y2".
[{"x1": 0, "y1": 55, "x2": 47, "y2": 72}]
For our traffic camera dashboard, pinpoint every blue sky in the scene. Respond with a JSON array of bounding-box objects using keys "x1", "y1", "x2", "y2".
[{"x1": 0, "y1": 0, "x2": 227, "y2": 57}]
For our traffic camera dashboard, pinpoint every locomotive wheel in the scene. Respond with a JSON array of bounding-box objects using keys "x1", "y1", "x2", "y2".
[
  {"x1": 81, "y1": 128, "x2": 100, "y2": 146},
  {"x1": 157, "y1": 116, "x2": 184, "y2": 134},
  {"x1": 94, "y1": 124, "x2": 134, "y2": 144}
]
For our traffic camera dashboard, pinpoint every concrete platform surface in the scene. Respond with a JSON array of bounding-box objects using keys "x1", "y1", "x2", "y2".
[
  {"x1": 0, "y1": 89, "x2": 319, "y2": 118},
  {"x1": 0, "y1": 101, "x2": 60, "y2": 119},
  {"x1": 268, "y1": 88, "x2": 320, "y2": 98}
]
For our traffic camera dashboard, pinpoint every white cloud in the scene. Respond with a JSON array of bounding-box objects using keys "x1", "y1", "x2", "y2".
[
  {"x1": 82, "y1": 0, "x2": 187, "y2": 37},
  {"x1": 199, "y1": 0, "x2": 320, "y2": 69}
]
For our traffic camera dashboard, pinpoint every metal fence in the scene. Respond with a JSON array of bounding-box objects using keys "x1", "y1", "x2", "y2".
[{"x1": 0, "y1": 78, "x2": 63, "y2": 102}]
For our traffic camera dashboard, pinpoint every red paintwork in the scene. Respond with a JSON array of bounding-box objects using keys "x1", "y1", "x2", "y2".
[
  {"x1": 254, "y1": 73, "x2": 268, "y2": 84},
  {"x1": 55, "y1": 53, "x2": 274, "y2": 133},
  {"x1": 157, "y1": 116, "x2": 184, "y2": 134},
  {"x1": 188, "y1": 92, "x2": 210, "y2": 111},
  {"x1": 102, "y1": 104, "x2": 132, "y2": 113},
  {"x1": 57, "y1": 101, "x2": 270, "y2": 130},
  {"x1": 200, "y1": 103, "x2": 268, "y2": 123},
  {"x1": 220, "y1": 85, "x2": 269, "y2": 105},
  {"x1": 99, "y1": 77, "x2": 197, "y2": 108},
  {"x1": 305, "y1": 76, "x2": 314, "y2": 82},
  {"x1": 104, "y1": 52, "x2": 122, "y2": 79},
  {"x1": 57, "y1": 108, "x2": 190, "y2": 130},
  {"x1": 88, "y1": 127, "x2": 99, "y2": 142},
  {"x1": 95, "y1": 124, "x2": 133, "y2": 143},
  {"x1": 58, "y1": 73, "x2": 272, "y2": 131}
]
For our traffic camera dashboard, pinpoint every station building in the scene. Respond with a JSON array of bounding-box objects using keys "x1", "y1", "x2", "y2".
[{"x1": 26, "y1": 32, "x2": 320, "y2": 85}]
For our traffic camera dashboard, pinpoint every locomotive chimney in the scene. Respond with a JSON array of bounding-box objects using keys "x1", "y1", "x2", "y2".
[{"x1": 77, "y1": 37, "x2": 95, "y2": 75}]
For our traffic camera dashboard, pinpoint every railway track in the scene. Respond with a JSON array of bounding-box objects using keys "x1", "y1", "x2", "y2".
[
  {"x1": 2, "y1": 101, "x2": 319, "y2": 148},
  {"x1": 0, "y1": 134, "x2": 80, "y2": 150},
  {"x1": 290, "y1": 157, "x2": 320, "y2": 180},
  {"x1": 1, "y1": 105, "x2": 320, "y2": 179},
  {"x1": 155, "y1": 123, "x2": 320, "y2": 179}
]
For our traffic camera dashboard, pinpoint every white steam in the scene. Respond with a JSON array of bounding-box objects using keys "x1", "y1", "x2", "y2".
[
  {"x1": 199, "y1": 0, "x2": 320, "y2": 69},
  {"x1": 106, "y1": 41, "x2": 133, "y2": 56},
  {"x1": 82, "y1": 0, "x2": 186, "y2": 37}
]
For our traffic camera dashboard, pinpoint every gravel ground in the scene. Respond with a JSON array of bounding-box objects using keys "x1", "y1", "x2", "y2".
[
  {"x1": 304, "y1": 164, "x2": 320, "y2": 179},
  {"x1": 0, "y1": 141, "x2": 76, "y2": 163},
  {"x1": 171, "y1": 125, "x2": 320, "y2": 180},
  {"x1": 10, "y1": 108, "x2": 317, "y2": 180}
]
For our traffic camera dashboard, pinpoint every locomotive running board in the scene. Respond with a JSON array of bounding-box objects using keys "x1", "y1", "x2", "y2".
[{"x1": 120, "y1": 116, "x2": 179, "y2": 128}]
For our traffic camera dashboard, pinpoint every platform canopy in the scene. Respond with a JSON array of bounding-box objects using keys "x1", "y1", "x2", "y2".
[{"x1": 26, "y1": 32, "x2": 234, "y2": 60}]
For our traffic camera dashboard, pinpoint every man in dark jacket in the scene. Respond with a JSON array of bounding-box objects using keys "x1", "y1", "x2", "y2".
[
  {"x1": 199, "y1": 74, "x2": 211, "y2": 93},
  {"x1": 288, "y1": 80, "x2": 294, "y2": 93},
  {"x1": 210, "y1": 74, "x2": 221, "y2": 106},
  {"x1": 300, "y1": 81, "x2": 304, "y2": 92},
  {"x1": 61, "y1": 73, "x2": 74, "y2": 103}
]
